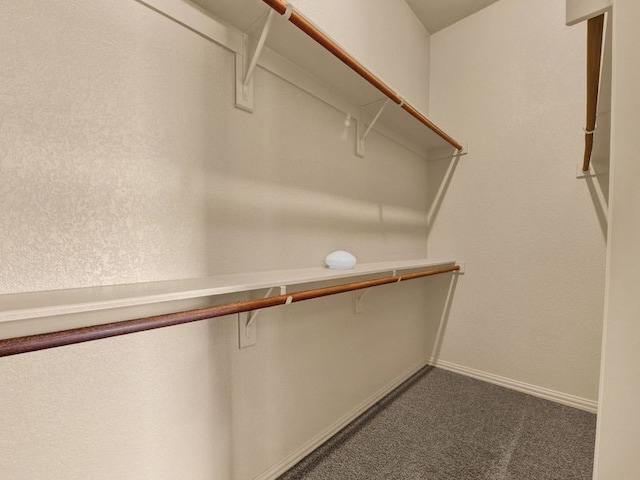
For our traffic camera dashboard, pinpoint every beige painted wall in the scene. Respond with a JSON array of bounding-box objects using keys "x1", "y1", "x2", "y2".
[
  {"x1": 0, "y1": 0, "x2": 433, "y2": 294},
  {"x1": 594, "y1": 0, "x2": 640, "y2": 477},
  {"x1": 0, "y1": 0, "x2": 611, "y2": 477},
  {"x1": 0, "y1": 1, "x2": 446, "y2": 479},
  {"x1": 427, "y1": 0, "x2": 606, "y2": 402}
]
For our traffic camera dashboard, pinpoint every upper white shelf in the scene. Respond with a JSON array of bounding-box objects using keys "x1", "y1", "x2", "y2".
[
  {"x1": 0, "y1": 258, "x2": 455, "y2": 324},
  {"x1": 191, "y1": 0, "x2": 463, "y2": 158}
]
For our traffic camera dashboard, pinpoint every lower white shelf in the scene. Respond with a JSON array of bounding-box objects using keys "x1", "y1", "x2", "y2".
[{"x1": 0, "y1": 258, "x2": 456, "y2": 326}]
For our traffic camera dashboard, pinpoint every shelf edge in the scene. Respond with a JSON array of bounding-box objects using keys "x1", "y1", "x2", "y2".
[{"x1": 0, "y1": 259, "x2": 455, "y2": 324}]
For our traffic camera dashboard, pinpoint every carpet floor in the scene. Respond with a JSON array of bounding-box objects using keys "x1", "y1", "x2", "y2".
[{"x1": 279, "y1": 367, "x2": 596, "y2": 480}]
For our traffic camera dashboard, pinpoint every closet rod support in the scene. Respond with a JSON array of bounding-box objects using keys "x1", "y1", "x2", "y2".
[
  {"x1": 235, "y1": 9, "x2": 276, "y2": 112},
  {"x1": 240, "y1": 285, "x2": 287, "y2": 348},
  {"x1": 243, "y1": 9, "x2": 276, "y2": 88},
  {"x1": 361, "y1": 98, "x2": 390, "y2": 142},
  {"x1": 357, "y1": 98, "x2": 390, "y2": 157},
  {"x1": 353, "y1": 288, "x2": 372, "y2": 314},
  {"x1": 246, "y1": 287, "x2": 274, "y2": 327}
]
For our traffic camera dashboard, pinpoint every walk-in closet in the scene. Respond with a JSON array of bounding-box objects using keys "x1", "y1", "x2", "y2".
[{"x1": 2, "y1": 0, "x2": 639, "y2": 478}]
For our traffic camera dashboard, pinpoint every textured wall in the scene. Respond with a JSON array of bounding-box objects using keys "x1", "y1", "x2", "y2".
[
  {"x1": 427, "y1": 0, "x2": 606, "y2": 401},
  {"x1": 0, "y1": 1, "x2": 442, "y2": 479},
  {"x1": 1, "y1": 0, "x2": 610, "y2": 478},
  {"x1": 0, "y1": 0, "x2": 431, "y2": 294}
]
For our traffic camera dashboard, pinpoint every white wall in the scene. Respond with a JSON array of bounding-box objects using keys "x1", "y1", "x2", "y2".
[
  {"x1": 427, "y1": 0, "x2": 606, "y2": 403},
  {"x1": 594, "y1": 0, "x2": 640, "y2": 477},
  {"x1": 0, "y1": 1, "x2": 444, "y2": 479},
  {"x1": 2, "y1": 0, "x2": 612, "y2": 477}
]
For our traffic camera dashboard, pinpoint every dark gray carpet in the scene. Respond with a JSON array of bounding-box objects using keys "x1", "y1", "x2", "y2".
[{"x1": 279, "y1": 367, "x2": 596, "y2": 480}]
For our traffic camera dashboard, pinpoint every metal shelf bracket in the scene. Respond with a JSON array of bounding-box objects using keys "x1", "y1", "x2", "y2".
[
  {"x1": 238, "y1": 285, "x2": 287, "y2": 348},
  {"x1": 353, "y1": 288, "x2": 372, "y2": 314},
  {"x1": 235, "y1": 10, "x2": 276, "y2": 112},
  {"x1": 356, "y1": 98, "x2": 391, "y2": 157}
]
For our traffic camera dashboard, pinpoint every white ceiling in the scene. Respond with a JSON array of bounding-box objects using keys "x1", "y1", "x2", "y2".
[{"x1": 404, "y1": 0, "x2": 500, "y2": 34}]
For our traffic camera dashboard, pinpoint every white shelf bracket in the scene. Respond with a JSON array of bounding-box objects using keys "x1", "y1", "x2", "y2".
[
  {"x1": 576, "y1": 162, "x2": 598, "y2": 178},
  {"x1": 235, "y1": 10, "x2": 276, "y2": 112},
  {"x1": 356, "y1": 98, "x2": 390, "y2": 157},
  {"x1": 353, "y1": 288, "x2": 372, "y2": 314},
  {"x1": 426, "y1": 142, "x2": 469, "y2": 161},
  {"x1": 238, "y1": 284, "x2": 288, "y2": 348},
  {"x1": 238, "y1": 312, "x2": 256, "y2": 348},
  {"x1": 246, "y1": 287, "x2": 274, "y2": 328},
  {"x1": 238, "y1": 285, "x2": 291, "y2": 348},
  {"x1": 238, "y1": 286, "x2": 277, "y2": 349}
]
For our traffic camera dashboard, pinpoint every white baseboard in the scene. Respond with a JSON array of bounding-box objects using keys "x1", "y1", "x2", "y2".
[
  {"x1": 427, "y1": 357, "x2": 598, "y2": 414},
  {"x1": 254, "y1": 360, "x2": 429, "y2": 480}
]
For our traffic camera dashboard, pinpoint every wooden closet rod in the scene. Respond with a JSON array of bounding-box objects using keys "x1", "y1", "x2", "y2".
[
  {"x1": 262, "y1": 0, "x2": 464, "y2": 152},
  {"x1": 583, "y1": 13, "x2": 605, "y2": 172},
  {"x1": 0, "y1": 264, "x2": 459, "y2": 358}
]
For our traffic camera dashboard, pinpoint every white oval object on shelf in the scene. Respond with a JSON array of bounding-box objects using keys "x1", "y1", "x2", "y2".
[{"x1": 325, "y1": 250, "x2": 356, "y2": 270}]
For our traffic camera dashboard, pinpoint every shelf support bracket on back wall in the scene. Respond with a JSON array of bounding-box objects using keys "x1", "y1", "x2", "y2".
[
  {"x1": 238, "y1": 285, "x2": 288, "y2": 348},
  {"x1": 235, "y1": 9, "x2": 276, "y2": 112},
  {"x1": 356, "y1": 98, "x2": 391, "y2": 157}
]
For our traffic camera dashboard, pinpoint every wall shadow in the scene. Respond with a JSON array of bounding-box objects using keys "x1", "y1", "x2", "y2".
[
  {"x1": 423, "y1": 272, "x2": 459, "y2": 363},
  {"x1": 585, "y1": 174, "x2": 609, "y2": 240},
  {"x1": 426, "y1": 151, "x2": 462, "y2": 237}
]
